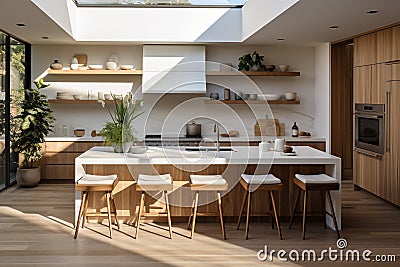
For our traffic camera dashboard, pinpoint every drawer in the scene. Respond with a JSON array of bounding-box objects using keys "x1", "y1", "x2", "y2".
[
  {"x1": 44, "y1": 165, "x2": 74, "y2": 179},
  {"x1": 45, "y1": 142, "x2": 74, "y2": 152},
  {"x1": 45, "y1": 152, "x2": 75, "y2": 165},
  {"x1": 73, "y1": 142, "x2": 104, "y2": 153}
]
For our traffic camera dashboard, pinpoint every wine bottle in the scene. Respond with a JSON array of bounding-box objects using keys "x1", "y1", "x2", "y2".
[{"x1": 292, "y1": 122, "x2": 299, "y2": 137}]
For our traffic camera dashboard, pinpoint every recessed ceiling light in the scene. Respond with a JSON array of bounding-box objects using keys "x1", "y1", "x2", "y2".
[
  {"x1": 277, "y1": 38, "x2": 285, "y2": 41},
  {"x1": 16, "y1": 23, "x2": 26, "y2": 27},
  {"x1": 329, "y1": 25, "x2": 339, "y2": 29},
  {"x1": 42, "y1": 36, "x2": 49, "y2": 39},
  {"x1": 366, "y1": 10, "x2": 379, "y2": 14}
]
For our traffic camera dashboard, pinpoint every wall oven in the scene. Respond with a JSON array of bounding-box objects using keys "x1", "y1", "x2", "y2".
[{"x1": 354, "y1": 104, "x2": 385, "y2": 155}]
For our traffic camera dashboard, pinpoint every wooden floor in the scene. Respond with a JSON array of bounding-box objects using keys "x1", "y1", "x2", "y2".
[{"x1": 0, "y1": 181, "x2": 399, "y2": 266}]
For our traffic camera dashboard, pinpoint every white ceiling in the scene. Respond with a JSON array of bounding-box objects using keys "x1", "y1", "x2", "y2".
[{"x1": 0, "y1": 0, "x2": 399, "y2": 46}]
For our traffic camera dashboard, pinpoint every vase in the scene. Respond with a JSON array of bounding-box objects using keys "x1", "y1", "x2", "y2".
[
  {"x1": 113, "y1": 141, "x2": 133, "y2": 153},
  {"x1": 210, "y1": 93, "x2": 219, "y2": 100},
  {"x1": 16, "y1": 167, "x2": 41, "y2": 187},
  {"x1": 50, "y1": 60, "x2": 63, "y2": 70}
]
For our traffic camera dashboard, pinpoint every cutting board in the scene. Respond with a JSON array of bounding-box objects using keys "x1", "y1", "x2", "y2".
[{"x1": 73, "y1": 54, "x2": 88, "y2": 66}]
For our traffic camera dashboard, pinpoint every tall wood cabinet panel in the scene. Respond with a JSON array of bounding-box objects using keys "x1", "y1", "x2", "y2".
[
  {"x1": 354, "y1": 32, "x2": 377, "y2": 66},
  {"x1": 392, "y1": 25, "x2": 400, "y2": 61},
  {"x1": 377, "y1": 28, "x2": 393, "y2": 63},
  {"x1": 353, "y1": 66, "x2": 372, "y2": 103}
]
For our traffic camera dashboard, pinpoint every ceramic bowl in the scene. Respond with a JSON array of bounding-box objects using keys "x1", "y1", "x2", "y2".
[
  {"x1": 279, "y1": 64, "x2": 289, "y2": 72},
  {"x1": 105, "y1": 61, "x2": 117, "y2": 70},
  {"x1": 130, "y1": 146, "x2": 148, "y2": 154},
  {"x1": 88, "y1": 64, "x2": 103, "y2": 70},
  {"x1": 74, "y1": 129, "x2": 85, "y2": 137},
  {"x1": 258, "y1": 94, "x2": 282, "y2": 101},
  {"x1": 73, "y1": 94, "x2": 82, "y2": 100},
  {"x1": 104, "y1": 94, "x2": 112, "y2": 100},
  {"x1": 285, "y1": 92, "x2": 297, "y2": 101},
  {"x1": 120, "y1": 65, "x2": 134, "y2": 70},
  {"x1": 248, "y1": 94, "x2": 258, "y2": 100}
]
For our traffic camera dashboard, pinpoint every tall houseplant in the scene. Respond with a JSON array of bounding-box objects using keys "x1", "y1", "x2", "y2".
[
  {"x1": 12, "y1": 79, "x2": 54, "y2": 186},
  {"x1": 100, "y1": 93, "x2": 143, "y2": 153}
]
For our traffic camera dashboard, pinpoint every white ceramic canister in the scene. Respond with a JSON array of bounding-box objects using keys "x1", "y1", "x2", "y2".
[
  {"x1": 274, "y1": 138, "x2": 286, "y2": 152},
  {"x1": 259, "y1": 141, "x2": 273, "y2": 152}
]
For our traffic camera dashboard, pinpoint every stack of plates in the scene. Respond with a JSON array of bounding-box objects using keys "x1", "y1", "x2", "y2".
[{"x1": 56, "y1": 92, "x2": 72, "y2": 100}]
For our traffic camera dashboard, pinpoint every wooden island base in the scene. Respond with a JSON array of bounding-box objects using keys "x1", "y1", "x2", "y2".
[{"x1": 82, "y1": 164, "x2": 326, "y2": 223}]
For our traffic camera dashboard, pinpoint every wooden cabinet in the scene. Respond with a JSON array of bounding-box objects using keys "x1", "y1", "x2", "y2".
[
  {"x1": 43, "y1": 141, "x2": 103, "y2": 180},
  {"x1": 354, "y1": 32, "x2": 377, "y2": 66},
  {"x1": 392, "y1": 25, "x2": 400, "y2": 61},
  {"x1": 353, "y1": 65, "x2": 373, "y2": 103},
  {"x1": 377, "y1": 28, "x2": 393, "y2": 63}
]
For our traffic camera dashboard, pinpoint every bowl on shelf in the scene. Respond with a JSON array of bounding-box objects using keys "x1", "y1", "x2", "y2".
[
  {"x1": 120, "y1": 65, "x2": 134, "y2": 70},
  {"x1": 285, "y1": 92, "x2": 297, "y2": 101},
  {"x1": 258, "y1": 94, "x2": 282, "y2": 101},
  {"x1": 279, "y1": 64, "x2": 289, "y2": 72},
  {"x1": 104, "y1": 94, "x2": 113, "y2": 100},
  {"x1": 74, "y1": 129, "x2": 85, "y2": 137},
  {"x1": 88, "y1": 64, "x2": 104, "y2": 70},
  {"x1": 130, "y1": 146, "x2": 148, "y2": 154},
  {"x1": 73, "y1": 94, "x2": 83, "y2": 100},
  {"x1": 248, "y1": 94, "x2": 258, "y2": 100}
]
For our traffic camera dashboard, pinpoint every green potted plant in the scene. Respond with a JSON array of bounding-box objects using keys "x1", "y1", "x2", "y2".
[
  {"x1": 238, "y1": 51, "x2": 264, "y2": 71},
  {"x1": 11, "y1": 78, "x2": 54, "y2": 187},
  {"x1": 100, "y1": 93, "x2": 143, "y2": 153}
]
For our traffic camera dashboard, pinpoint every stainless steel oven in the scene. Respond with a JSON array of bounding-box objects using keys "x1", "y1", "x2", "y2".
[{"x1": 354, "y1": 104, "x2": 385, "y2": 155}]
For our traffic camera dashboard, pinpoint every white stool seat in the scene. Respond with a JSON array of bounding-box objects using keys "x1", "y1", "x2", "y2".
[
  {"x1": 241, "y1": 174, "x2": 281, "y2": 185},
  {"x1": 138, "y1": 174, "x2": 172, "y2": 185},
  {"x1": 295, "y1": 174, "x2": 338, "y2": 184},
  {"x1": 78, "y1": 174, "x2": 117, "y2": 185},
  {"x1": 190, "y1": 174, "x2": 227, "y2": 185}
]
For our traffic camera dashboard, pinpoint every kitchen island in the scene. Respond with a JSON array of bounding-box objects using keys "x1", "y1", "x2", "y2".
[{"x1": 75, "y1": 146, "x2": 341, "y2": 230}]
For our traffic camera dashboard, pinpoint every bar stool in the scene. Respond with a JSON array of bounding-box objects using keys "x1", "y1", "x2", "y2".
[
  {"x1": 74, "y1": 174, "x2": 119, "y2": 239},
  {"x1": 237, "y1": 174, "x2": 283, "y2": 240},
  {"x1": 135, "y1": 174, "x2": 173, "y2": 239},
  {"x1": 187, "y1": 174, "x2": 228, "y2": 239},
  {"x1": 289, "y1": 174, "x2": 340, "y2": 240}
]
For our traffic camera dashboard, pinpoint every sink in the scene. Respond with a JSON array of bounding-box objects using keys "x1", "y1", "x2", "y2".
[{"x1": 185, "y1": 146, "x2": 236, "y2": 152}]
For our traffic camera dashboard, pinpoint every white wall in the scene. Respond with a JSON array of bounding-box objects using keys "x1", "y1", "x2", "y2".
[
  {"x1": 32, "y1": 44, "x2": 316, "y2": 139},
  {"x1": 314, "y1": 43, "x2": 331, "y2": 152}
]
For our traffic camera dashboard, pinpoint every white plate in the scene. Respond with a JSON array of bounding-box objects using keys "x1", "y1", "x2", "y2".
[
  {"x1": 88, "y1": 64, "x2": 104, "y2": 70},
  {"x1": 120, "y1": 65, "x2": 134, "y2": 70},
  {"x1": 280, "y1": 152, "x2": 297, "y2": 156}
]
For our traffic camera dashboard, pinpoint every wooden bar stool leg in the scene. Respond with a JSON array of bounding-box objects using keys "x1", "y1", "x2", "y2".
[
  {"x1": 164, "y1": 191, "x2": 173, "y2": 239},
  {"x1": 245, "y1": 191, "x2": 252, "y2": 240},
  {"x1": 110, "y1": 193, "x2": 120, "y2": 230},
  {"x1": 217, "y1": 191, "x2": 226, "y2": 240},
  {"x1": 327, "y1": 191, "x2": 341, "y2": 239},
  {"x1": 187, "y1": 197, "x2": 195, "y2": 230},
  {"x1": 321, "y1": 191, "x2": 327, "y2": 229},
  {"x1": 74, "y1": 191, "x2": 87, "y2": 239},
  {"x1": 302, "y1": 190, "x2": 308, "y2": 240},
  {"x1": 236, "y1": 190, "x2": 248, "y2": 230},
  {"x1": 190, "y1": 191, "x2": 199, "y2": 239},
  {"x1": 82, "y1": 192, "x2": 89, "y2": 228},
  {"x1": 269, "y1": 191, "x2": 282, "y2": 240},
  {"x1": 135, "y1": 191, "x2": 145, "y2": 239},
  {"x1": 269, "y1": 193, "x2": 274, "y2": 229},
  {"x1": 106, "y1": 192, "x2": 113, "y2": 238},
  {"x1": 289, "y1": 187, "x2": 301, "y2": 229}
]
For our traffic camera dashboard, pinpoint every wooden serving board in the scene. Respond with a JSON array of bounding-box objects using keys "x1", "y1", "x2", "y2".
[{"x1": 73, "y1": 54, "x2": 88, "y2": 66}]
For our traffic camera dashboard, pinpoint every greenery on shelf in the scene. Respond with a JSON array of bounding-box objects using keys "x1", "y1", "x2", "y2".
[
  {"x1": 100, "y1": 93, "x2": 143, "y2": 146},
  {"x1": 11, "y1": 80, "x2": 54, "y2": 168},
  {"x1": 238, "y1": 51, "x2": 264, "y2": 71}
]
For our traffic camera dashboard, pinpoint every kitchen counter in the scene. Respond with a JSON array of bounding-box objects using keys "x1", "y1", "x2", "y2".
[
  {"x1": 75, "y1": 146, "x2": 341, "y2": 230},
  {"x1": 45, "y1": 136, "x2": 104, "y2": 142},
  {"x1": 201, "y1": 135, "x2": 326, "y2": 143}
]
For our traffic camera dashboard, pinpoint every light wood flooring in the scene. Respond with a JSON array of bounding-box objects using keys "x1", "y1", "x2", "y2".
[{"x1": 0, "y1": 181, "x2": 399, "y2": 266}]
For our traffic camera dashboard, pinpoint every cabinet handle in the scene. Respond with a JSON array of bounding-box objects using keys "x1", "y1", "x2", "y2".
[
  {"x1": 385, "y1": 90, "x2": 390, "y2": 152},
  {"x1": 354, "y1": 148, "x2": 382, "y2": 159}
]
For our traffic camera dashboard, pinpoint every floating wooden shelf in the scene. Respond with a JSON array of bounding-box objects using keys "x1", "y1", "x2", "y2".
[
  {"x1": 48, "y1": 99, "x2": 115, "y2": 104},
  {"x1": 47, "y1": 69, "x2": 143, "y2": 75},
  {"x1": 205, "y1": 99, "x2": 300, "y2": 104},
  {"x1": 206, "y1": 71, "x2": 300, "y2": 76}
]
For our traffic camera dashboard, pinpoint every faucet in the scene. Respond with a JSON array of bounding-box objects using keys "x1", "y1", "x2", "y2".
[{"x1": 214, "y1": 123, "x2": 220, "y2": 153}]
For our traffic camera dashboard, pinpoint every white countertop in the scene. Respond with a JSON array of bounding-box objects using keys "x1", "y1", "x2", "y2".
[
  {"x1": 76, "y1": 146, "x2": 339, "y2": 165},
  {"x1": 45, "y1": 135, "x2": 325, "y2": 143}
]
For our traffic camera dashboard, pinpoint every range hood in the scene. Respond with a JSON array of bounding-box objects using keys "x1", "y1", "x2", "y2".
[{"x1": 142, "y1": 45, "x2": 206, "y2": 94}]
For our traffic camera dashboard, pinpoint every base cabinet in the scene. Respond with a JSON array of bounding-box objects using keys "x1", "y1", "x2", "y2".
[{"x1": 43, "y1": 141, "x2": 103, "y2": 180}]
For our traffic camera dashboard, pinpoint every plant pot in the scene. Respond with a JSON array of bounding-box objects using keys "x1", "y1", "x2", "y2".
[
  {"x1": 112, "y1": 141, "x2": 133, "y2": 153},
  {"x1": 251, "y1": 65, "x2": 260, "y2": 71},
  {"x1": 16, "y1": 167, "x2": 41, "y2": 187}
]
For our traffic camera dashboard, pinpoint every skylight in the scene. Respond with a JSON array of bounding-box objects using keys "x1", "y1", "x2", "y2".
[{"x1": 74, "y1": 0, "x2": 247, "y2": 8}]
